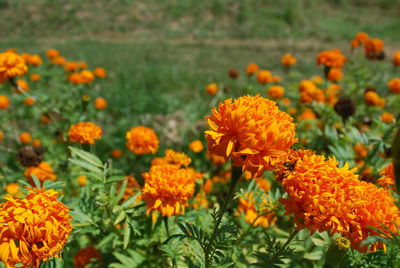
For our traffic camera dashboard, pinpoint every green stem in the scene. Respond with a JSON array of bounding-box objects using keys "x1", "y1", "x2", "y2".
[
  {"x1": 272, "y1": 229, "x2": 299, "y2": 260},
  {"x1": 163, "y1": 216, "x2": 170, "y2": 237},
  {"x1": 204, "y1": 164, "x2": 242, "y2": 268}
]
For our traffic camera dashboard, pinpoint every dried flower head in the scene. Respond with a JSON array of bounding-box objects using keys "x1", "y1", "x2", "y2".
[
  {"x1": 69, "y1": 122, "x2": 102, "y2": 144},
  {"x1": 16, "y1": 145, "x2": 45, "y2": 167}
]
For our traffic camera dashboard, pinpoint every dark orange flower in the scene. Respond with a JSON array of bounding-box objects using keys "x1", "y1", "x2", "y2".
[
  {"x1": 94, "y1": 97, "x2": 107, "y2": 110},
  {"x1": 94, "y1": 67, "x2": 107, "y2": 78},
  {"x1": 364, "y1": 38, "x2": 385, "y2": 60},
  {"x1": 316, "y1": 49, "x2": 346, "y2": 68},
  {"x1": 281, "y1": 54, "x2": 297, "y2": 67},
  {"x1": 256, "y1": 70, "x2": 273, "y2": 84},
  {"x1": 364, "y1": 91, "x2": 385, "y2": 106},
  {"x1": 393, "y1": 51, "x2": 400, "y2": 67},
  {"x1": 19, "y1": 132, "x2": 32, "y2": 144},
  {"x1": 0, "y1": 52, "x2": 28, "y2": 82},
  {"x1": 68, "y1": 122, "x2": 102, "y2": 144},
  {"x1": 327, "y1": 68, "x2": 343, "y2": 82},
  {"x1": 267, "y1": 85, "x2": 285, "y2": 99},
  {"x1": 46, "y1": 49, "x2": 59, "y2": 59},
  {"x1": 246, "y1": 63, "x2": 259, "y2": 76},
  {"x1": 388, "y1": 78, "x2": 400, "y2": 94},
  {"x1": 0, "y1": 95, "x2": 10, "y2": 109},
  {"x1": 24, "y1": 161, "x2": 57, "y2": 184},
  {"x1": 126, "y1": 126, "x2": 159, "y2": 155},
  {"x1": 377, "y1": 163, "x2": 395, "y2": 188},
  {"x1": 206, "y1": 83, "x2": 218, "y2": 96}
]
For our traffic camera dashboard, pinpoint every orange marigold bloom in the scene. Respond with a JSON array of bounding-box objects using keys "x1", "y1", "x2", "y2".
[
  {"x1": 94, "y1": 97, "x2": 107, "y2": 110},
  {"x1": 350, "y1": 39, "x2": 360, "y2": 49},
  {"x1": 0, "y1": 188, "x2": 72, "y2": 267},
  {"x1": 246, "y1": 63, "x2": 259, "y2": 75},
  {"x1": 281, "y1": 54, "x2": 297, "y2": 67},
  {"x1": 381, "y1": 112, "x2": 394, "y2": 124},
  {"x1": 267, "y1": 85, "x2": 285, "y2": 99},
  {"x1": 311, "y1": 76, "x2": 324, "y2": 85},
  {"x1": 0, "y1": 52, "x2": 28, "y2": 82},
  {"x1": 237, "y1": 192, "x2": 276, "y2": 227},
  {"x1": 355, "y1": 32, "x2": 369, "y2": 44},
  {"x1": 256, "y1": 70, "x2": 273, "y2": 84},
  {"x1": 364, "y1": 38, "x2": 384, "y2": 59},
  {"x1": 206, "y1": 152, "x2": 226, "y2": 166},
  {"x1": 24, "y1": 97, "x2": 36, "y2": 106},
  {"x1": 393, "y1": 51, "x2": 400, "y2": 67},
  {"x1": 5, "y1": 183, "x2": 21, "y2": 197},
  {"x1": 0, "y1": 130, "x2": 4, "y2": 140},
  {"x1": 16, "y1": 79, "x2": 29, "y2": 92},
  {"x1": 205, "y1": 95, "x2": 297, "y2": 177},
  {"x1": 94, "y1": 67, "x2": 107, "y2": 78},
  {"x1": 0, "y1": 95, "x2": 10, "y2": 109},
  {"x1": 142, "y1": 164, "x2": 196, "y2": 217},
  {"x1": 30, "y1": 73, "x2": 41, "y2": 82},
  {"x1": 297, "y1": 108, "x2": 317, "y2": 121},
  {"x1": 111, "y1": 149, "x2": 123, "y2": 158},
  {"x1": 32, "y1": 139, "x2": 41, "y2": 147},
  {"x1": 298, "y1": 80, "x2": 325, "y2": 103},
  {"x1": 189, "y1": 139, "x2": 204, "y2": 153},
  {"x1": 19, "y1": 132, "x2": 32, "y2": 144},
  {"x1": 67, "y1": 72, "x2": 82, "y2": 84},
  {"x1": 327, "y1": 68, "x2": 343, "y2": 82},
  {"x1": 354, "y1": 143, "x2": 368, "y2": 158},
  {"x1": 377, "y1": 163, "x2": 395, "y2": 188},
  {"x1": 206, "y1": 83, "x2": 218, "y2": 96},
  {"x1": 151, "y1": 149, "x2": 192, "y2": 168},
  {"x1": 68, "y1": 122, "x2": 102, "y2": 144},
  {"x1": 364, "y1": 91, "x2": 385, "y2": 106},
  {"x1": 316, "y1": 49, "x2": 346, "y2": 68},
  {"x1": 77, "y1": 175, "x2": 88, "y2": 187},
  {"x1": 24, "y1": 161, "x2": 57, "y2": 183},
  {"x1": 272, "y1": 75, "x2": 281, "y2": 83},
  {"x1": 28, "y1": 54, "x2": 43, "y2": 66},
  {"x1": 192, "y1": 191, "x2": 209, "y2": 210},
  {"x1": 387, "y1": 78, "x2": 400, "y2": 94},
  {"x1": 51, "y1": 56, "x2": 66, "y2": 65},
  {"x1": 80, "y1": 70, "x2": 95, "y2": 84},
  {"x1": 279, "y1": 151, "x2": 400, "y2": 252},
  {"x1": 126, "y1": 126, "x2": 159, "y2": 155},
  {"x1": 74, "y1": 246, "x2": 102, "y2": 268},
  {"x1": 46, "y1": 49, "x2": 59, "y2": 59},
  {"x1": 64, "y1": 61, "x2": 79, "y2": 72},
  {"x1": 78, "y1": 62, "x2": 87, "y2": 69}
]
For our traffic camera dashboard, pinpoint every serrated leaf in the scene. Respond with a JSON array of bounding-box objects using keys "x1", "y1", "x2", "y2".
[
  {"x1": 69, "y1": 159, "x2": 102, "y2": 174},
  {"x1": 71, "y1": 210, "x2": 93, "y2": 224},
  {"x1": 69, "y1": 146, "x2": 103, "y2": 167}
]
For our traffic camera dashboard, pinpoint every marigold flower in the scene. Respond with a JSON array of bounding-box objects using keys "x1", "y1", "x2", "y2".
[
  {"x1": 28, "y1": 54, "x2": 43, "y2": 66},
  {"x1": 205, "y1": 95, "x2": 297, "y2": 177},
  {"x1": 68, "y1": 122, "x2": 102, "y2": 144},
  {"x1": 299, "y1": 80, "x2": 325, "y2": 103},
  {"x1": 111, "y1": 149, "x2": 122, "y2": 158},
  {"x1": 24, "y1": 97, "x2": 36, "y2": 106},
  {"x1": 46, "y1": 49, "x2": 59, "y2": 59},
  {"x1": 381, "y1": 112, "x2": 394, "y2": 124},
  {"x1": 387, "y1": 78, "x2": 400, "y2": 94},
  {"x1": 206, "y1": 83, "x2": 218, "y2": 96},
  {"x1": 94, "y1": 67, "x2": 107, "y2": 78},
  {"x1": 316, "y1": 49, "x2": 346, "y2": 68},
  {"x1": 281, "y1": 54, "x2": 297, "y2": 67},
  {"x1": 74, "y1": 246, "x2": 102, "y2": 268},
  {"x1": 19, "y1": 132, "x2": 32, "y2": 144},
  {"x1": 355, "y1": 32, "x2": 369, "y2": 44},
  {"x1": 297, "y1": 108, "x2": 317, "y2": 121},
  {"x1": 246, "y1": 63, "x2": 259, "y2": 75},
  {"x1": 267, "y1": 85, "x2": 285, "y2": 99},
  {"x1": 79, "y1": 62, "x2": 87, "y2": 69},
  {"x1": 256, "y1": 70, "x2": 273, "y2": 84},
  {"x1": 311, "y1": 76, "x2": 324, "y2": 85},
  {"x1": 393, "y1": 51, "x2": 400, "y2": 67},
  {"x1": 364, "y1": 38, "x2": 385, "y2": 60},
  {"x1": 67, "y1": 72, "x2": 82, "y2": 84},
  {"x1": 189, "y1": 140, "x2": 204, "y2": 153},
  {"x1": 0, "y1": 52, "x2": 28, "y2": 82},
  {"x1": 30, "y1": 73, "x2": 41, "y2": 81},
  {"x1": 206, "y1": 152, "x2": 226, "y2": 166},
  {"x1": 279, "y1": 151, "x2": 400, "y2": 252},
  {"x1": 377, "y1": 163, "x2": 395, "y2": 188},
  {"x1": 94, "y1": 97, "x2": 107, "y2": 110},
  {"x1": 237, "y1": 192, "x2": 276, "y2": 227},
  {"x1": 5, "y1": 183, "x2": 21, "y2": 197},
  {"x1": 126, "y1": 126, "x2": 159, "y2": 155},
  {"x1": 64, "y1": 61, "x2": 79, "y2": 72},
  {"x1": 142, "y1": 164, "x2": 196, "y2": 216},
  {"x1": 350, "y1": 39, "x2": 360, "y2": 49},
  {"x1": 24, "y1": 161, "x2": 57, "y2": 184},
  {"x1": 0, "y1": 130, "x2": 4, "y2": 140},
  {"x1": 327, "y1": 68, "x2": 343, "y2": 82},
  {"x1": 0, "y1": 95, "x2": 10, "y2": 109},
  {"x1": 273, "y1": 75, "x2": 281, "y2": 83},
  {"x1": 16, "y1": 79, "x2": 29, "y2": 92},
  {"x1": 364, "y1": 91, "x2": 385, "y2": 106},
  {"x1": 80, "y1": 70, "x2": 95, "y2": 84},
  {"x1": 51, "y1": 56, "x2": 66, "y2": 65},
  {"x1": 77, "y1": 175, "x2": 88, "y2": 187},
  {"x1": 354, "y1": 143, "x2": 368, "y2": 158},
  {"x1": 0, "y1": 188, "x2": 72, "y2": 267},
  {"x1": 151, "y1": 149, "x2": 192, "y2": 167},
  {"x1": 192, "y1": 191, "x2": 209, "y2": 210},
  {"x1": 281, "y1": 97, "x2": 291, "y2": 106}
]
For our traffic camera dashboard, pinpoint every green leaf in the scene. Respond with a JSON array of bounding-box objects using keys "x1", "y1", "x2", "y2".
[
  {"x1": 69, "y1": 159, "x2": 102, "y2": 174},
  {"x1": 123, "y1": 222, "x2": 131, "y2": 249},
  {"x1": 114, "y1": 211, "x2": 126, "y2": 225},
  {"x1": 69, "y1": 146, "x2": 103, "y2": 167},
  {"x1": 30, "y1": 174, "x2": 42, "y2": 188},
  {"x1": 71, "y1": 210, "x2": 94, "y2": 224},
  {"x1": 121, "y1": 192, "x2": 141, "y2": 208}
]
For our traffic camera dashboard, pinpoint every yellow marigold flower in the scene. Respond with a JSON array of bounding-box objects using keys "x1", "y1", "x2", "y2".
[
  {"x1": 237, "y1": 192, "x2": 276, "y2": 227},
  {"x1": 111, "y1": 149, "x2": 122, "y2": 158},
  {"x1": 388, "y1": 78, "x2": 400, "y2": 94},
  {"x1": 24, "y1": 161, "x2": 57, "y2": 184},
  {"x1": 24, "y1": 97, "x2": 36, "y2": 106},
  {"x1": 0, "y1": 52, "x2": 28, "y2": 82},
  {"x1": 64, "y1": 61, "x2": 79, "y2": 72},
  {"x1": 205, "y1": 95, "x2": 297, "y2": 177},
  {"x1": 267, "y1": 85, "x2": 285, "y2": 99},
  {"x1": 77, "y1": 175, "x2": 88, "y2": 187},
  {"x1": 256, "y1": 70, "x2": 273, "y2": 84},
  {"x1": 74, "y1": 246, "x2": 102, "y2": 268},
  {"x1": 206, "y1": 83, "x2": 218, "y2": 96},
  {"x1": 94, "y1": 97, "x2": 107, "y2": 110},
  {"x1": 316, "y1": 49, "x2": 346, "y2": 68},
  {"x1": 354, "y1": 143, "x2": 368, "y2": 158},
  {"x1": 377, "y1": 163, "x2": 395, "y2": 188},
  {"x1": 393, "y1": 51, "x2": 400, "y2": 67},
  {"x1": 281, "y1": 54, "x2": 297, "y2": 67},
  {"x1": 0, "y1": 188, "x2": 72, "y2": 267},
  {"x1": 189, "y1": 140, "x2": 204, "y2": 153},
  {"x1": 46, "y1": 49, "x2": 59, "y2": 59},
  {"x1": 94, "y1": 67, "x2": 107, "y2": 78},
  {"x1": 126, "y1": 126, "x2": 159, "y2": 155},
  {"x1": 364, "y1": 38, "x2": 385, "y2": 60},
  {"x1": 142, "y1": 164, "x2": 196, "y2": 217},
  {"x1": 19, "y1": 132, "x2": 32, "y2": 144},
  {"x1": 69, "y1": 122, "x2": 102, "y2": 144},
  {"x1": 364, "y1": 91, "x2": 385, "y2": 106},
  {"x1": 80, "y1": 70, "x2": 95, "y2": 84},
  {"x1": 246, "y1": 63, "x2": 259, "y2": 75},
  {"x1": 279, "y1": 151, "x2": 400, "y2": 252},
  {"x1": 381, "y1": 112, "x2": 394, "y2": 124},
  {"x1": 30, "y1": 73, "x2": 41, "y2": 81},
  {"x1": 0, "y1": 95, "x2": 10, "y2": 109},
  {"x1": 327, "y1": 68, "x2": 343, "y2": 82}
]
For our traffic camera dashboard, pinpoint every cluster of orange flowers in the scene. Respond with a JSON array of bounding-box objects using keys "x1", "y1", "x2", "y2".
[
  {"x1": 24, "y1": 161, "x2": 57, "y2": 184},
  {"x1": 0, "y1": 51, "x2": 28, "y2": 83},
  {"x1": 316, "y1": 49, "x2": 346, "y2": 69},
  {"x1": 126, "y1": 126, "x2": 159, "y2": 155},
  {"x1": 0, "y1": 188, "x2": 72, "y2": 267},
  {"x1": 68, "y1": 122, "x2": 102, "y2": 144},
  {"x1": 351, "y1": 32, "x2": 385, "y2": 60}
]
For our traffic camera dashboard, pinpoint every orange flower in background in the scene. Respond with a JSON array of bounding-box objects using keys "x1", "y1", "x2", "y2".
[
  {"x1": 142, "y1": 164, "x2": 196, "y2": 217},
  {"x1": 0, "y1": 95, "x2": 10, "y2": 109},
  {"x1": 77, "y1": 175, "x2": 88, "y2": 187},
  {"x1": 381, "y1": 112, "x2": 394, "y2": 124},
  {"x1": 316, "y1": 49, "x2": 346, "y2": 68},
  {"x1": 311, "y1": 76, "x2": 324, "y2": 85},
  {"x1": 192, "y1": 191, "x2": 209, "y2": 210},
  {"x1": 46, "y1": 49, "x2": 60, "y2": 59},
  {"x1": 327, "y1": 68, "x2": 343, "y2": 82},
  {"x1": 19, "y1": 132, "x2": 32, "y2": 144},
  {"x1": 24, "y1": 161, "x2": 57, "y2": 183},
  {"x1": 16, "y1": 79, "x2": 29, "y2": 92},
  {"x1": 0, "y1": 52, "x2": 28, "y2": 82},
  {"x1": 51, "y1": 56, "x2": 66, "y2": 65},
  {"x1": 30, "y1": 73, "x2": 41, "y2": 81},
  {"x1": 74, "y1": 247, "x2": 102, "y2": 268},
  {"x1": 299, "y1": 80, "x2": 325, "y2": 103},
  {"x1": 126, "y1": 126, "x2": 159, "y2": 155},
  {"x1": 0, "y1": 130, "x2": 4, "y2": 140},
  {"x1": 206, "y1": 83, "x2": 218, "y2": 96},
  {"x1": 297, "y1": 108, "x2": 317, "y2": 121},
  {"x1": 0, "y1": 188, "x2": 72, "y2": 267},
  {"x1": 354, "y1": 143, "x2": 368, "y2": 158},
  {"x1": 393, "y1": 51, "x2": 400, "y2": 67},
  {"x1": 350, "y1": 39, "x2": 360, "y2": 49},
  {"x1": 256, "y1": 70, "x2": 273, "y2": 84},
  {"x1": 364, "y1": 91, "x2": 385, "y2": 106},
  {"x1": 205, "y1": 95, "x2": 297, "y2": 177},
  {"x1": 364, "y1": 38, "x2": 384, "y2": 59},
  {"x1": 151, "y1": 149, "x2": 192, "y2": 167},
  {"x1": 111, "y1": 149, "x2": 122, "y2": 158},
  {"x1": 377, "y1": 163, "x2": 395, "y2": 188},
  {"x1": 355, "y1": 32, "x2": 369, "y2": 44},
  {"x1": 94, "y1": 67, "x2": 107, "y2": 78},
  {"x1": 267, "y1": 85, "x2": 285, "y2": 99},
  {"x1": 80, "y1": 70, "x2": 95, "y2": 84},
  {"x1": 28, "y1": 54, "x2": 43, "y2": 66},
  {"x1": 237, "y1": 192, "x2": 276, "y2": 227},
  {"x1": 5, "y1": 183, "x2": 22, "y2": 197},
  {"x1": 189, "y1": 139, "x2": 204, "y2": 153},
  {"x1": 69, "y1": 122, "x2": 102, "y2": 144},
  {"x1": 94, "y1": 97, "x2": 108, "y2": 109},
  {"x1": 64, "y1": 61, "x2": 80, "y2": 72},
  {"x1": 279, "y1": 151, "x2": 400, "y2": 253},
  {"x1": 207, "y1": 152, "x2": 226, "y2": 166},
  {"x1": 246, "y1": 63, "x2": 259, "y2": 76},
  {"x1": 281, "y1": 54, "x2": 297, "y2": 67},
  {"x1": 68, "y1": 72, "x2": 83, "y2": 84},
  {"x1": 25, "y1": 97, "x2": 36, "y2": 106},
  {"x1": 388, "y1": 78, "x2": 400, "y2": 94},
  {"x1": 272, "y1": 75, "x2": 281, "y2": 83}
]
